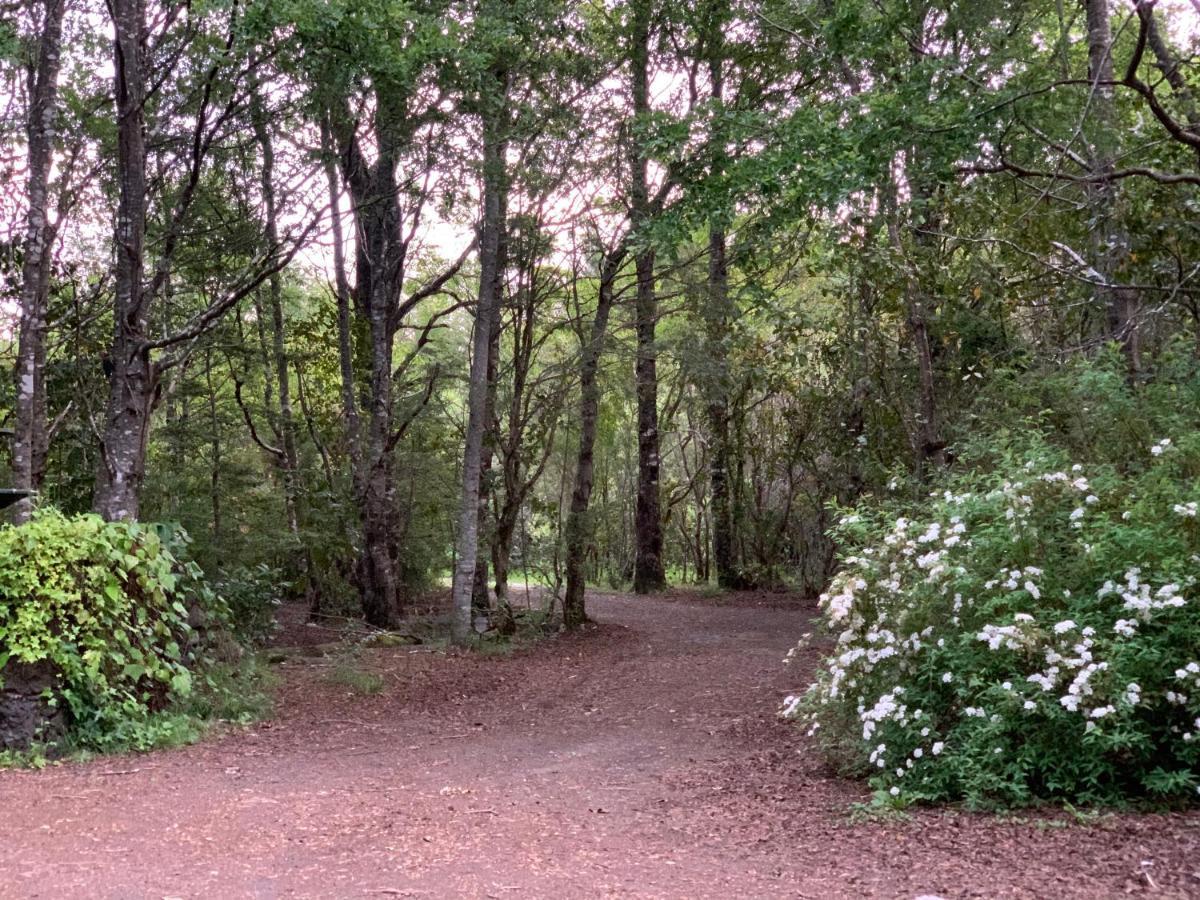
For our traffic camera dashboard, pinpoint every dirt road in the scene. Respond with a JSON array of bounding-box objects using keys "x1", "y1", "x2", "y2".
[{"x1": 1, "y1": 591, "x2": 1197, "y2": 898}]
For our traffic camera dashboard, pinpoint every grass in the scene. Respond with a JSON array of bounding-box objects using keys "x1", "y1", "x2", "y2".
[{"x1": 327, "y1": 657, "x2": 386, "y2": 695}]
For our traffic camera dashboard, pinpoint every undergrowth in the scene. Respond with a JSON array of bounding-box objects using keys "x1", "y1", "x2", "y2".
[{"x1": 788, "y1": 354, "x2": 1200, "y2": 809}]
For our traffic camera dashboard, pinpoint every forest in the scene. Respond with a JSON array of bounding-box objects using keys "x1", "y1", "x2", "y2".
[{"x1": 1, "y1": 0, "x2": 1200, "y2": 895}]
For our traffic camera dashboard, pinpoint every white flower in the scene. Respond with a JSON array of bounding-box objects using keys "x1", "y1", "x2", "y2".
[
  {"x1": 1113, "y1": 619, "x2": 1137, "y2": 638},
  {"x1": 1023, "y1": 700, "x2": 1037, "y2": 710},
  {"x1": 1053, "y1": 620, "x2": 1076, "y2": 634},
  {"x1": 942, "y1": 672, "x2": 953, "y2": 683},
  {"x1": 931, "y1": 741, "x2": 944, "y2": 756},
  {"x1": 889, "y1": 786, "x2": 900, "y2": 796},
  {"x1": 1024, "y1": 581, "x2": 1041, "y2": 600},
  {"x1": 912, "y1": 747, "x2": 923, "y2": 758}
]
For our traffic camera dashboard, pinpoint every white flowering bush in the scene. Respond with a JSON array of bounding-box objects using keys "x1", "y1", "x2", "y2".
[{"x1": 788, "y1": 428, "x2": 1200, "y2": 807}]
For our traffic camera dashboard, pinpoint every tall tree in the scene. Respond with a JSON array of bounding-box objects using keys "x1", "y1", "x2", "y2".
[
  {"x1": 699, "y1": 0, "x2": 740, "y2": 588},
  {"x1": 302, "y1": 0, "x2": 469, "y2": 627},
  {"x1": 452, "y1": 56, "x2": 509, "y2": 643},
  {"x1": 1085, "y1": 0, "x2": 1139, "y2": 371},
  {"x1": 628, "y1": 0, "x2": 666, "y2": 593},
  {"x1": 11, "y1": 0, "x2": 66, "y2": 523},
  {"x1": 563, "y1": 245, "x2": 626, "y2": 628},
  {"x1": 95, "y1": 0, "x2": 302, "y2": 521},
  {"x1": 250, "y1": 77, "x2": 303, "y2": 554}
]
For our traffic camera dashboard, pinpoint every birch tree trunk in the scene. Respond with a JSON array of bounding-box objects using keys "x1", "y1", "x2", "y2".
[{"x1": 12, "y1": 0, "x2": 66, "y2": 524}]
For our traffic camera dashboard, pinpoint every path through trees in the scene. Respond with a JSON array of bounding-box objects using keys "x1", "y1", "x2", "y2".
[{"x1": 0, "y1": 593, "x2": 1197, "y2": 897}]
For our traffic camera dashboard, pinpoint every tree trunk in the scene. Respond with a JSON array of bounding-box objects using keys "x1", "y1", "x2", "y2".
[
  {"x1": 491, "y1": 507, "x2": 518, "y2": 631},
  {"x1": 251, "y1": 86, "x2": 302, "y2": 548},
  {"x1": 12, "y1": 0, "x2": 66, "y2": 524},
  {"x1": 1085, "y1": 0, "x2": 1140, "y2": 372},
  {"x1": 334, "y1": 104, "x2": 410, "y2": 628},
  {"x1": 94, "y1": 0, "x2": 153, "y2": 523},
  {"x1": 204, "y1": 349, "x2": 222, "y2": 542},
  {"x1": 452, "y1": 79, "x2": 507, "y2": 643},
  {"x1": 702, "y1": 16, "x2": 742, "y2": 588},
  {"x1": 884, "y1": 171, "x2": 946, "y2": 477},
  {"x1": 706, "y1": 225, "x2": 739, "y2": 588},
  {"x1": 629, "y1": 0, "x2": 666, "y2": 594},
  {"x1": 564, "y1": 250, "x2": 624, "y2": 628},
  {"x1": 321, "y1": 117, "x2": 361, "y2": 476},
  {"x1": 471, "y1": 283, "x2": 503, "y2": 620},
  {"x1": 358, "y1": 303, "x2": 399, "y2": 627}
]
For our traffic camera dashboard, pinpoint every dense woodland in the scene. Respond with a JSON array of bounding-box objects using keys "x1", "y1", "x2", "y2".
[
  {"x1": 3, "y1": 0, "x2": 1199, "y2": 620},
  {"x1": 2, "y1": 0, "x2": 1200, "y2": 803}
]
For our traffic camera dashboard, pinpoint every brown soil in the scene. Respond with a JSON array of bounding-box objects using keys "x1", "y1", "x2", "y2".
[{"x1": 1, "y1": 590, "x2": 1197, "y2": 899}]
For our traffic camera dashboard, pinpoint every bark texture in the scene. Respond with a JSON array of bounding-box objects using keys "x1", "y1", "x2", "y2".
[
  {"x1": 1086, "y1": 0, "x2": 1140, "y2": 371},
  {"x1": 251, "y1": 86, "x2": 303, "y2": 549},
  {"x1": 629, "y1": 0, "x2": 666, "y2": 594},
  {"x1": 94, "y1": 0, "x2": 153, "y2": 522},
  {"x1": 452, "y1": 75, "x2": 508, "y2": 642},
  {"x1": 12, "y1": 0, "x2": 66, "y2": 524},
  {"x1": 706, "y1": 225, "x2": 740, "y2": 588},
  {"x1": 564, "y1": 250, "x2": 625, "y2": 628},
  {"x1": 703, "y1": 26, "x2": 741, "y2": 589}
]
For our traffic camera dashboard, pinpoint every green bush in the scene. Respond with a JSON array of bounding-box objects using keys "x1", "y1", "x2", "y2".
[
  {"x1": 789, "y1": 358, "x2": 1200, "y2": 807},
  {"x1": 0, "y1": 510, "x2": 228, "y2": 750},
  {"x1": 213, "y1": 563, "x2": 283, "y2": 646}
]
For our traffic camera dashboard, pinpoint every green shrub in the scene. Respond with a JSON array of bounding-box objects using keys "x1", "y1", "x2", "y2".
[
  {"x1": 0, "y1": 510, "x2": 228, "y2": 750},
  {"x1": 213, "y1": 563, "x2": 283, "y2": 646},
  {"x1": 790, "y1": 360, "x2": 1200, "y2": 807}
]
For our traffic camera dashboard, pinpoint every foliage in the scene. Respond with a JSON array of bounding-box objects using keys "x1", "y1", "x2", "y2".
[
  {"x1": 212, "y1": 563, "x2": 284, "y2": 646},
  {"x1": 0, "y1": 510, "x2": 228, "y2": 751},
  {"x1": 789, "y1": 357, "x2": 1200, "y2": 807}
]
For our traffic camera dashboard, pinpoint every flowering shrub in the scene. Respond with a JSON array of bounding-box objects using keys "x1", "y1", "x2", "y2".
[{"x1": 788, "y1": 429, "x2": 1200, "y2": 807}]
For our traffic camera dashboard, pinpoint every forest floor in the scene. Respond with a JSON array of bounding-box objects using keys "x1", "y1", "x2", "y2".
[{"x1": 1, "y1": 589, "x2": 1199, "y2": 899}]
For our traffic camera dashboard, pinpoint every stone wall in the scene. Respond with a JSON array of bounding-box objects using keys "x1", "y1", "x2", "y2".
[{"x1": 0, "y1": 660, "x2": 65, "y2": 750}]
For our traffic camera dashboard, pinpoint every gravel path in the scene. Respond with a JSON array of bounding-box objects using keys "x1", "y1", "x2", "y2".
[{"x1": 0, "y1": 590, "x2": 1197, "y2": 899}]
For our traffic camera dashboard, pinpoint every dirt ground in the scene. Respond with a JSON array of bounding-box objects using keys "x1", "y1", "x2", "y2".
[{"x1": 1, "y1": 589, "x2": 1198, "y2": 899}]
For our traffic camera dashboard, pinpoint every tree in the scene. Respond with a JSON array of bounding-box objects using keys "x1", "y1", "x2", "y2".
[
  {"x1": 11, "y1": 0, "x2": 66, "y2": 523},
  {"x1": 95, "y1": 0, "x2": 306, "y2": 521},
  {"x1": 452, "y1": 24, "x2": 509, "y2": 643}
]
